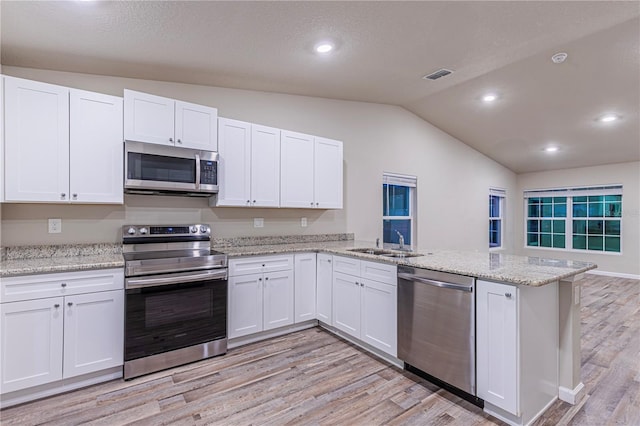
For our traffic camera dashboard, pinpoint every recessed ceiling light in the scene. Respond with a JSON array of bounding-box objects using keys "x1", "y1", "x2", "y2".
[
  {"x1": 598, "y1": 113, "x2": 620, "y2": 123},
  {"x1": 544, "y1": 146, "x2": 559, "y2": 153},
  {"x1": 551, "y1": 52, "x2": 568, "y2": 64},
  {"x1": 482, "y1": 93, "x2": 498, "y2": 103},
  {"x1": 314, "y1": 42, "x2": 334, "y2": 54}
]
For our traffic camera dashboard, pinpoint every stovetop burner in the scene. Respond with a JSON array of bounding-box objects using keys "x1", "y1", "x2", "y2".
[{"x1": 122, "y1": 224, "x2": 227, "y2": 277}]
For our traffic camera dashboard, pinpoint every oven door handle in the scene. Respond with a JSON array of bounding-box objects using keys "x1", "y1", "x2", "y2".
[{"x1": 126, "y1": 269, "x2": 227, "y2": 289}]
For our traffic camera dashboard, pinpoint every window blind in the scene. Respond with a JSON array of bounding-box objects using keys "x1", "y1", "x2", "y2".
[
  {"x1": 524, "y1": 184, "x2": 622, "y2": 198},
  {"x1": 490, "y1": 188, "x2": 506, "y2": 197},
  {"x1": 383, "y1": 173, "x2": 417, "y2": 187}
]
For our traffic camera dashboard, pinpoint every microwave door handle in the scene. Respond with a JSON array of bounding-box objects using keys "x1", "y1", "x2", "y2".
[{"x1": 195, "y1": 154, "x2": 201, "y2": 190}]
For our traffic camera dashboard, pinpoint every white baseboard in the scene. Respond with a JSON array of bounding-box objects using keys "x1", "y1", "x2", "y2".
[
  {"x1": 586, "y1": 270, "x2": 640, "y2": 280},
  {"x1": 559, "y1": 382, "x2": 585, "y2": 405}
]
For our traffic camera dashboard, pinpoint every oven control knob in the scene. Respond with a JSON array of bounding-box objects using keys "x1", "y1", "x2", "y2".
[
  {"x1": 139, "y1": 227, "x2": 148, "y2": 235},
  {"x1": 200, "y1": 225, "x2": 208, "y2": 233},
  {"x1": 190, "y1": 226, "x2": 198, "y2": 233},
  {"x1": 127, "y1": 227, "x2": 136, "y2": 235}
]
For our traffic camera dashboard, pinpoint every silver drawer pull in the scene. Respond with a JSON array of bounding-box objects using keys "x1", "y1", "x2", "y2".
[{"x1": 505, "y1": 292, "x2": 512, "y2": 298}]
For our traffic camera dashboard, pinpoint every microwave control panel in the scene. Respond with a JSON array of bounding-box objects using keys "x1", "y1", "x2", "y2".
[{"x1": 200, "y1": 161, "x2": 218, "y2": 185}]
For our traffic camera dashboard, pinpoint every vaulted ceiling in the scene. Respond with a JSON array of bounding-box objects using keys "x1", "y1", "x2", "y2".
[{"x1": 2, "y1": 1, "x2": 638, "y2": 173}]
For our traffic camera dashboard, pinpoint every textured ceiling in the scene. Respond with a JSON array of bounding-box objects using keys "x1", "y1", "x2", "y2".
[{"x1": 1, "y1": 1, "x2": 639, "y2": 173}]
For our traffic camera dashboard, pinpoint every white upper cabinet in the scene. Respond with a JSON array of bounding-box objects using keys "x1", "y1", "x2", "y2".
[
  {"x1": 314, "y1": 137, "x2": 343, "y2": 209},
  {"x1": 216, "y1": 118, "x2": 280, "y2": 207},
  {"x1": 4, "y1": 77, "x2": 70, "y2": 203},
  {"x1": 3, "y1": 77, "x2": 123, "y2": 204},
  {"x1": 124, "y1": 89, "x2": 218, "y2": 151},
  {"x1": 175, "y1": 100, "x2": 218, "y2": 151},
  {"x1": 69, "y1": 89, "x2": 123, "y2": 204},
  {"x1": 250, "y1": 124, "x2": 281, "y2": 207},
  {"x1": 280, "y1": 130, "x2": 315, "y2": 208},
  {"x1": 280, "y1": 130, "x2": 343, "y2": 209}
]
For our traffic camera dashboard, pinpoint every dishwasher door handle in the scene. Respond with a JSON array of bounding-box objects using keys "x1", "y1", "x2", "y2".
[{"x1": 398, "y1": 273, "x2": 473, "y2": 292}]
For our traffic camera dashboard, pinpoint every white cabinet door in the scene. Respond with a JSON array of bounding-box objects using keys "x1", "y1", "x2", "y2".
[
  {"x1": 251, "y1": 124, "x2": 281, "y2": 207},
  {"x1": 124, "y1": 89, "x2": 174, "y2": 146},
  {"x1": 216, "y1": 118, "x2": 251, "y2": 207},
  {"x1": 294, "y1": 253, "x2": 316, "y2": 323},
  {"x1": 0, "y1": 297, "x2": 64, "y2": 393},
  {"x1": 63, "y1": 290, "x2": 124, "y2": 379},
  {"x1": 280, "y1": 130, "x2": 315, "y2": 208},
  {"x1": 69, "y1": 89, "x2": 123, "y2": 204},
  {"x1": 314, "y1": 137, "x2": 343, "y2": 209},
  {"x1": 332, "y1": 272, "x2": 361, "y2": 336},
  {"x1": 361, "y1": 279, "x2": 397, "y2": 356},
  {"x1": 316, "y1": 253, "x2": 333, "y2": 325},
  {"x1": 175, "y1": 100, "x2": 218, "y2": 151},
  {"x1": 263, "y1": 270, "x2": 294, "y2": 331},
  {"x1": 477, "y1": 280, "x2": 519, "y2": 415},
  {"x1": 1, "y1": 76, "x2": 4, "y2": 202},
  {"x1": 4, "y1": 77, "x2": 69, "y2": 202},
  {"x1": 228, "y1": 273, "x2": 263, "y2": 339}
]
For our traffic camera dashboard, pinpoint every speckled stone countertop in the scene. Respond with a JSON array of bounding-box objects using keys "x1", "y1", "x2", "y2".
[
  {"x1": 0, "y1": 244, "x2": 124, "y2": 278},
  {"x1": 217, "y1": 240, "x2": 597, "y2": 287}
]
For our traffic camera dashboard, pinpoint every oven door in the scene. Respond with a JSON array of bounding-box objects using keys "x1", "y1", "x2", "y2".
[{"x1": 124, "y1": 269, "x2": 227, "y2": 362}]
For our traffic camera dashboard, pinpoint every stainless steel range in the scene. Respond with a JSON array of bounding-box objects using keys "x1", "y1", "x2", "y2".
[{"x1": 122, "y1": 224, "x2": 228, "y2": 380}]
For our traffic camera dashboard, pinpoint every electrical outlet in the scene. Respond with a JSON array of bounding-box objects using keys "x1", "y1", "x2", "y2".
[
  {"x1": 48, "y1": 218, "x2": 62, "y2": 234},
  {"x1": 253, "y1": 218, "x2": 264, "y2": 228},
  {"x1": 301, "y1": 217, "x2": 308, "y2": 227}
]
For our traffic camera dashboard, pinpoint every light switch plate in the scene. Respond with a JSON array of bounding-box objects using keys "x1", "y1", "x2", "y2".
[
  {"x1": 48, "y1": 218, "x2": 62, "y2": 234},
  {"x1": 301, "y1": 217, "x2": 307, "y2": 227},
  {"x1": 253, "y1": 218, "x2": 264, "y2": 228}
]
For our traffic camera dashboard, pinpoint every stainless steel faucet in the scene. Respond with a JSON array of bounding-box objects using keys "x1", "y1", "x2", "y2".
[{"x1": 396, "y1": 230, "x2": 405, "y2": 250}]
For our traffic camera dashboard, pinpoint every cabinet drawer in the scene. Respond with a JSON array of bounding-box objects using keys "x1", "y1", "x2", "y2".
[
  {"x1": 332, "y1": 255, "x2": 361, "y2": 277},
  {"x1": 361, "y1": 260, "x2": 397, "y2": 285},
  {"x1": 229, "y1": 255, "x2": 293, "y2": 277},
  {"x1": 1, "y1": 268, "x2": 124, "y2": 303}
]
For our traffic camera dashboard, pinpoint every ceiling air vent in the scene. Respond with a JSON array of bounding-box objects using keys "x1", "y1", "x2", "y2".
[{"x1": 422, "y1": 69, "x2": 454, "y2": 80}]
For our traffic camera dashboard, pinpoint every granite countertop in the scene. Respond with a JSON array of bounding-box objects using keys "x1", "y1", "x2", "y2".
[
  {"x1": 217, "y1": 240, "x2": 597, "y2": 287},
  {"x1": 1, "y1": 236, "x2": 597, "y2": 286}
]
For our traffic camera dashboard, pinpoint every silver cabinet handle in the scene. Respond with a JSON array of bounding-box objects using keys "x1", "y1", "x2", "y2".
[
  {"x1": 316, "y1": 202, "x2": 319, "y2": 206},
  {"x1": 67, "y1": 302, "x2": 73, "y2": 307},
  {"x1": 259, "y1": 277, "x2": 262, "y2": 281},
  {"x1": 177, "y1": 139, "x2": 182, "y2": 144},
  {"x1": 61, "y1": 283, "x2": 67, "y2": 287},
  {"x1": 247, "y1": 200, "x2": 250, "y2": 204},
  {"x1": 265, "y1": 277, "x2": 269, "y2": 280},
  {"x1": 253, "y1": 200, "x2": 256, "y2": 204},
  {"x1": 360, "y1": 282, "x2": 364, "y2": 287},
  {"x1": 310, "y1": 202, "x2": 314, "y2": 206},
  {"x1": 328, "y1": 259, "x2": 332, "y2": 263},
  {"x1": 60, "y1": 193, "x2": 66, "y2": 199},
  {"x1": 169, "y1": 138, "x2": 173, "y2": 143},
  {"x1": 72, "y1": 193, "x2": 78, "y2": 199},
  {"x1": 505, "y1": 292, "x2": 512, "y2": 298},
  {"x1": 54, "y1": 304, "x2": 60, "y2": 308}
]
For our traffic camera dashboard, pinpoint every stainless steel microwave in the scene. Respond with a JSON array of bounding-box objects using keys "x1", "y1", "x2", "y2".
[{"x1": 124, "y1": 141, "x2": 218, "y2": 196}]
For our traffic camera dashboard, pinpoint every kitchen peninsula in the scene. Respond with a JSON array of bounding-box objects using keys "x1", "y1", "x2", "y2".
[{"x1": 0, "y1": 236, "x2": 596, "y2": 426}]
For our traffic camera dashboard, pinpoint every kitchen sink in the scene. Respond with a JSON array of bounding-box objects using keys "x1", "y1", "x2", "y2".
[
  {"x1": 379, "y1": 252, "x2": 424, "y2": 258},
  {"x1": 347, "y1": 248, "x2": 424, "y2": 258},
  {"x1": 347, "y1": 248, "x2": 393, "y2": 255}
]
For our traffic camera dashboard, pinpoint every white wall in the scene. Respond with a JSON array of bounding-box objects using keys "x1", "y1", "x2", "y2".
[
  {"x1": 0, "y1": 66, "x2": 517, "y2": 252},
  {"x1": 516, "y1": 162, "x2": 640, "y2": 276}
]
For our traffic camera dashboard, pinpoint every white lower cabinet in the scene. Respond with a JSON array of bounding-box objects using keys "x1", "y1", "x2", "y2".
[
  {"x1": 476, "y1": 279, "x2": 559, "y2": 426},
  {"x1": 228, "y1": 255, "x2": 294, "y2": 339},
  {"x1": 332, "y1": 256, "x2": 397, "y2": 357},
  {"x1": 0, "y1": 297, "x2": 64, "y2": 393},
  {"x1": 294, "y1": 253, "x2": 316, "y2": 323},
  {"x1": 0, "y1": 269, "x2": 124, "y2": 398},
  {"x1": 477, "y1": 280, "x2": 519, "y2": 415},
  {"x1": 316, "y1": 253, "x2": 333, "y2": 325},
  {"x1": 62, "y1": 290, "x2": 124, "y2": 379}
]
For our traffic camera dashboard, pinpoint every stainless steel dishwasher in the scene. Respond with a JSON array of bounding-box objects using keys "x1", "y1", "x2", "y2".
[{"x1": 397, "y1": 266, "x2": 477, "y2": 399}]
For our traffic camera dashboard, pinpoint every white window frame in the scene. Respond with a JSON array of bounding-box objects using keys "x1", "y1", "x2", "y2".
[
  {"x1": 382, "y1": 173, "x2": 417, "y2": 250},
  {"x1": 489, "y1": 188, "x2": 506, "y2": 251},
  {"x1": 523, "y1": 185, "x2": 623, "y2": 255}
]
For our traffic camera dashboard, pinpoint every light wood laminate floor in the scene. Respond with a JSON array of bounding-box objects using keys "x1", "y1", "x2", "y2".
[{"x1": 1, "y1": 274, "x2": 638, "y2": 425}]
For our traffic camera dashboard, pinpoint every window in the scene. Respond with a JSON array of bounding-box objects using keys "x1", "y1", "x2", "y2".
[
  {"x1": 383, "y1": 173, "x2": 416, "y2": 248},
  {"x1": 489, "y1": 189, "x2": 505, "y2": 249},
  {"x1": 524, "y1": 185, "x2": 622, "y2": 253}
]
